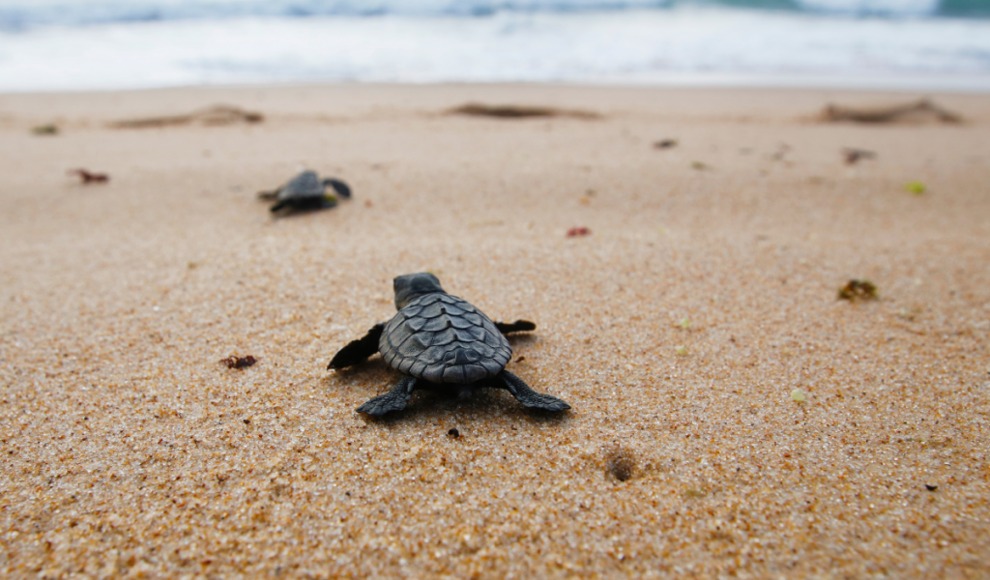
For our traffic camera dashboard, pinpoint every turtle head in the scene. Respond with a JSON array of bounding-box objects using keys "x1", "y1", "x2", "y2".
[{"x1": 393, "y1": 272, "x2": 445, "y2": 310}]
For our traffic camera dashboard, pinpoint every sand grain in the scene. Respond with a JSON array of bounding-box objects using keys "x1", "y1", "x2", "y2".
[{"x1": 1, "y1": 84, "x2": 988, "y2": 578}]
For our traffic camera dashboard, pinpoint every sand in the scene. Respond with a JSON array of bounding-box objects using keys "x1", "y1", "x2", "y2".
[{"x1": 1, "y1": 84, "x2": 988, "y2": 578}]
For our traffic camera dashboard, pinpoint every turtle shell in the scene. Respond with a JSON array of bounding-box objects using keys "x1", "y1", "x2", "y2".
[
  {"x1": 278, "y1": 170, "x2": 324, "y2": 201},
  {"x1": 379, "y1": 293, "x2": 511, "y2": 384}
]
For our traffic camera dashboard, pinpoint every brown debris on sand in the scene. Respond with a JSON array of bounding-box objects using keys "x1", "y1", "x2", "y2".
[
  {"x1": 567, "y1": 226, "x2": 592, "y2": 237},
  {"x1": 448, "y1": 102, "x2": 600, "y2": 119},
  {"x1": 221, "y1": 355, "x2": 258, "y2": 369},
  {"x1": 68, "y1": 169, "x2": 109, "y2": 184},
  {"x1": 820, "y1": 99, "x2": 962, "y2": 125},
  {"x1": 843, "y1": 147, "x2": 877, "y2": 165},
  {"x1": 110, "y1": 104, "x2": 264, "y2": 129}
]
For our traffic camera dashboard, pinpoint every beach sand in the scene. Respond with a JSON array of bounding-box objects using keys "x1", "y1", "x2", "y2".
[{"x1": 1, "y1": 84, "x2": 988, "y2": 578}]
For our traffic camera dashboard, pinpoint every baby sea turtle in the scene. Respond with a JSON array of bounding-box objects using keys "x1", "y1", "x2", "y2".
[
  {"x1": 328, "y1": 273, "x2": 571, "y2": 416},
  {"x1": 258, "y1": 170, "x2": 351, "y2": 213}
]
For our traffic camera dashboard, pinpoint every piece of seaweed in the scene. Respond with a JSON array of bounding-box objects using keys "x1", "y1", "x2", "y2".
[
  {"x1": 111, "y1": 105, "x2": 264, "y2": 129},
  {"x1": 820, "y1": 99, "x2": 962, "y2": 125},
  {"x1": 448, "y1": 103, "x2": 600, "y2": 120},
  {"x1": 838, "y1": 280, "x2": 878, "y2": 301},
  {"x1": 68, "y1": 169, "x2": 109, "y2": 184}
]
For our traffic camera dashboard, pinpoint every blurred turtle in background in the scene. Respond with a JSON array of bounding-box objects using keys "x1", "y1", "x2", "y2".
[{"x1": 259, "y1": 170, "x2": 351, "y2": 214}]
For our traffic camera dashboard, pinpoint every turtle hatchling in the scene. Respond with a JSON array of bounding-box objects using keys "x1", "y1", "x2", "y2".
[
  {"x1": 258, "y1": 170, "x2": 351, "y2": 213},
  {"x1": 328, "y1": 273, "x2": 571, "y2": 416}
]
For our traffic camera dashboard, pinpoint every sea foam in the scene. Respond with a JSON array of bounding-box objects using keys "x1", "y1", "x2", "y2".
[{"x1": 0, "y1": 1, "x2": 988, "y2": 92}]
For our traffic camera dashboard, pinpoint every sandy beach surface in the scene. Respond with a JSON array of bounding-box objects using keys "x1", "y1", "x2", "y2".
[{"x1": 1, "y1": 84, "x2": 988, "y2": 578}]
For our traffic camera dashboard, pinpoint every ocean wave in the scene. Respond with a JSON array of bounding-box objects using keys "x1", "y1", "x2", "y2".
[
  {"x1": 0, "y1": 0, "x2": 985, "y2": 32},
  {"x1": 2, "y1": 6, "x2": 989, "y2": 92}
]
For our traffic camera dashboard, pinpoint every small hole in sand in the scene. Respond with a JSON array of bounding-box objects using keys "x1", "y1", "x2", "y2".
[{"x1": 605, "y1": 446, "x2": 636, "y2": 482}]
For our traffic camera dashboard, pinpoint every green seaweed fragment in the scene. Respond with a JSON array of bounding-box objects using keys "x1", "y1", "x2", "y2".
[
  {"x1": 904, "y1": 181, "x2": 926, "y2": 195},
  {"x1": 838, "y1": 279, "x2": 878, "y2": 301},
  {"x1": 32, "y1": 124, "x2": 58, "y2": 135}
]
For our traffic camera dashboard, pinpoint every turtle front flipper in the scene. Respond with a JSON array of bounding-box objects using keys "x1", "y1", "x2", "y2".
[
  {"x1": 328, "y1": 323, "x2": 385, "y2": 369},
  {"x1": 499, "y1": 370, "x2": 570, "y2": 412},
  {"x1": 322, "y1": 178, "x2": 352, "y2": 199},
  {"x1": 357, "y1": 375, "x2": 417, "y2": 416},
  {"x1": 495, "y1": 320, "x2": 536, "y2": 335},
  {"x1": 269, "y1": 198, "x2": 292, "y2": 212},
  {"x1": 272, "y1": 196, "x2": 337, "y2": 214}
]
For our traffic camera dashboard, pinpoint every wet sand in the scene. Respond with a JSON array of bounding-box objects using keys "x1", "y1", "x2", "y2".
[{"x1": 1, "y1": 84, "x2": 989, "y2": 578}]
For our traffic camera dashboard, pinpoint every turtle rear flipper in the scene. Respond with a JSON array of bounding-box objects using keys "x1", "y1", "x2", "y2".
[
  {"x1": 328, "y1": 323, "x2": 385, "y2": 369},
  {"x1": 499, "y1": 370, "x2": 569, "y2": 411},
  {"x1": 323, "y1": 178, "x2": 352, "y2": 198},
  {"x1": 495, "y1": 320, "x2": 536, "y2": 335},
  {"x1": 357, "y1": 376, "x2": 417, "y2": 415}
]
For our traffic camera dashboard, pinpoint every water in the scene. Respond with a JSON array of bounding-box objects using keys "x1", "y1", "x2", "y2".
[{"x1": 1, "y1": 0, "x2": 989, "y2": 92}]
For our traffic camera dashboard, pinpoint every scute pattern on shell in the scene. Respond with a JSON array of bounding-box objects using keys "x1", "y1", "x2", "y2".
[
  {"x1": 380, "y1": 293, "x2": 511, "y2": 384},
  {"x1": 279, "y1": 171, "x2": 324, "y2": 201}
]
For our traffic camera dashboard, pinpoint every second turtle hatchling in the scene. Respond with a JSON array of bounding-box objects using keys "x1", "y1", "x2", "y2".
[
  {"x1": 328, "y1": 273, "x2": 571, "y2": 416},
  {"x1": 258, "y1": 170, "x2": 351, "y2": 213}
]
